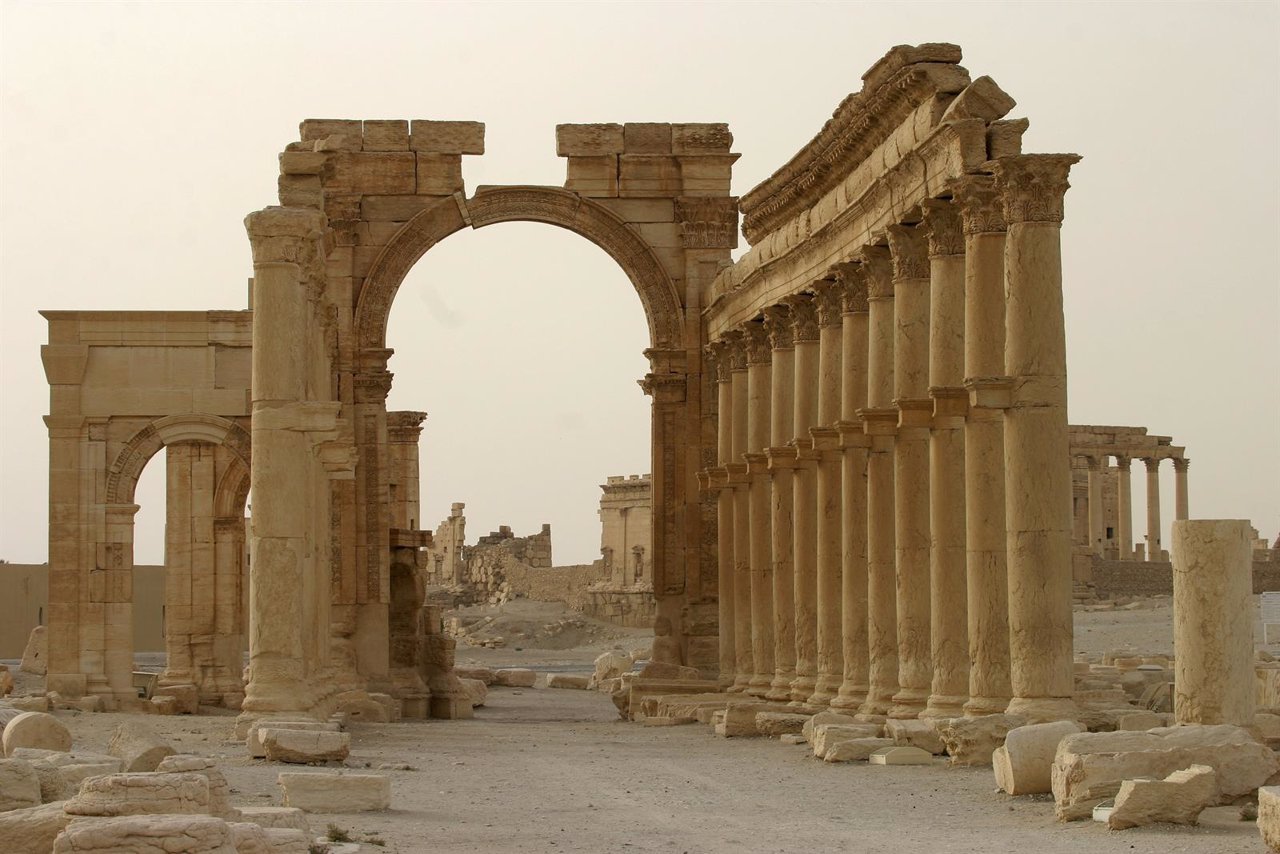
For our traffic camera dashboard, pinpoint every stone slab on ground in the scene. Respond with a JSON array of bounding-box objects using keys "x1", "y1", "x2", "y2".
[
  {"x1": 52, "y1": 814, "x2": 235, "y2": 853},
  {"x1": 493, "y1": 669, "x2": 538, "y2": 688},
  {"x1": 802, "y1": 711, "x2": 859, "y2": 743},
  {"x1": 886, "y1": 719, "x2": 946, "y2": 755},
  {"x1": 459, "y1": 678, "x2": 488, "y2": 708},
  {"x1": 246, "y1": 720, "x2": 340, "y2": 758},
  {"x1": 1107, "y1": 764, "x2": 1217, "y2": 830},
  {"x1": 107, "y1": 721, "x2": 174, "y2": 772},
  {"x1": 869, "y1": 746, "x2": 934, "y2": 766},
  {"x1": 2, "y1": 712, "x2": 71, "y2": 757},
  {"x1": 993, "y1": 720, "x2": 1084, "y2": 795},
  {"x1": 811, "y1": 724, "x2": 882, "y2": 758},
  {"x1": 546, "y1": 673, "x2": 592, "y2": 690},
  {"x1": 453, "y1": 667, "x2": 495, "y2": 685},
  {"x1": 260, "y1": 729, "x2": 351, "y2": 765},
  {"x1": 824, "y1": 737, "x2": 894, "y2": 763},
  {"x1": 236, "y1": 805, "x2": 309, "y2": 832},
  {"x1": 155, "y1": 755, "x2": 236, "y2": 820},
  {"x1": 934, "y1": 714, "x2": 1025, "y2": 766},
  {"x1": 64, "y1": 772, "x2": 211, "y2": 818},
  {"x1": 0, "y1": 801, "x2": 72, "y2": 852},
  {"x1": 278, "y1": 772, "x2": 390, "y2": 812},
  {"x1": 754, "y1": 712, "x2": 810, "y2": 738}
]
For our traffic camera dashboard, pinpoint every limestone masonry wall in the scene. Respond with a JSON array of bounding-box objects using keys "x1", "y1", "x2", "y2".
[{"x1": 1091, "y1": 558, "x2": 1280, "y2": 599}]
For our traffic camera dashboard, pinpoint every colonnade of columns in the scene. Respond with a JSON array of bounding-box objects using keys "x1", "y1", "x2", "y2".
[
  {"x1": 1081, "y1": 453, "x2": 1189, "y2": 561},
  {"x1": 707, "y1": 154, "x2": 1082, "y2": 722}
]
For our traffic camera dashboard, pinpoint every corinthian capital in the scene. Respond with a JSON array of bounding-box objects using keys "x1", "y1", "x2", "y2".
[
  {"x1": 762, "y1": 304, "x2": 794, "y2": 350},
  {"x1": 832, "y1": 262, "x2": 869, "y2": 314},
  {"x1": 920, "y1": 199, "x2": 964, "y2": 258},
  {"x1": 721, "y1": 330, "x2": 747, "y2": 372},
  {"x1": 885, "y1": 224, "x2": 929, "y2": 282},
  {"x1": 782, "y1": 293, "x2": 820, "y2": 343},
  {"x1": 741, "y1": 319, "x2": 772, "y2": 366},
  {"x1": 991, "y1": 154, "x2": 1083, "y2": 225},
  {"x1": 949, "y1": 175, "x2": 1006, "y2": 235},
  {"x1": 856, "y1": 245, "x2": 893, "y2": 300},
  {"x1": 704, "y1": 340, "x2": 733, "y2": 383},
  {"x1": 811, "y1": 278, "x2": 844, "y2": 328}
]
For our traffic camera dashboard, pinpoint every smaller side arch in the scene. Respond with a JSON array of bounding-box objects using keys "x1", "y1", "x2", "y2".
[{"x1": 105, "y1": 414, "x2": 251, "y2": 505}]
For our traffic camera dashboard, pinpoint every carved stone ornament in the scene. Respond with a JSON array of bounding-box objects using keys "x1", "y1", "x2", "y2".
[
  {"x1": 857, "y1": 245, "x2": 893, "y2": 300},
  {"x1": 885, "y1": 224, "x2": 929, "y2": 281},
  {"x1": 949, "y1": 175, "x2": 1006, "y2": 235},
  {"x1": 991, "y1": 154, "x2": 1082, "y2": 225},
  {"x1": 741, "y1": 320, "x2": 773, "y2": 366},
  {"x1": 674, "y1": 196, "x2": 740, "y2": 249},
  {"x1": 920, "y1": 198, "x2": 963, "y2": 257},
  {"x1": 721, "y1": 330, "x2": 748, "y2": 372},
  {"x1": 812, "y1": 278, "x2": 844, "y2": 328},
  {"x1": 832, "y1": 262, "x2": 869, "y2": 313},
  {"x1": 704, "y1": 341, "x2": 733, "y2": 383},
  {"x1": 783, "y1": 293, "x2": 820, "y2": 342},
  {"x1": 762, "y1": 304, "x2": 794, "y2": 350},
  {"x1": 354, "y1": 370, "x2": 394, "y2": 403}
]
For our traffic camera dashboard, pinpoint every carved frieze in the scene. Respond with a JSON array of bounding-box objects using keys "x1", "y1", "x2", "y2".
[
  {"x1": 991, "y1": 154, "x2": 1082, "y2": 225},
  {"x1": 674, "y1": 196, "x2": 740, "y2": 249}
]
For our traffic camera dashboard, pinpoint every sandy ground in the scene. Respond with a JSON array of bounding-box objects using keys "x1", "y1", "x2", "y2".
[{"x1": 3, "y1": 598, "x2": 1276, "y2": 853}]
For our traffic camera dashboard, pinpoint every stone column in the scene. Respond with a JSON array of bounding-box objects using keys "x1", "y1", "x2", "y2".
[
  {"x1": 1144, "y1": 457, "x2": 1162, "y2": 560},
  {"x1": 992, "y1": 153, "x2": 1081, "y2": 722},
  {"x1": 1174, "y1": 458, "x2": 1190, "y2": 521},
  {"x1": 811, "y1": 279, "x2": 845, "y2": 706},
  {"x1": 831, "y1": 266, "x2": 871, "y2": 712},
  {"x1": 921, "y1": 199, "x2": 969, "y2": 718},
  {"x1": 726, "y1": 333, "x2": 753, "y2": 691},
  {"x1": 787, "y1": 295, "x2": 821, "y2": 702},
  {"x1": 887, "y1": 223, "x2": 932, "y2": 719},
  {"x1": 743, "y1": 320, "x2": 775, "y2": 697},
  {"x1": 763, "y1": 306, "x2": 798, "y2": 700},
  {"x1": 1115, "y1": 455, "x2": 1133, "y2": 561},
  {"x1": 1086, "y1": 455, "x2": 1105, "y2": 556},
  {"x1": 953, "y1": 175, "x2": 1012, "y2": 716},
  {"x1": 856, "y1": 246, "x2": 898, "y2": 722},
  {"x1": 708, "y1": 341, "x2": 737, "y2": 687},
  {"x1": 243, "y1": 206, "x2": 326, "y2": 716},
  {"x1": 1172, "y1": 519, "x2": 1254, "y2": 727}
]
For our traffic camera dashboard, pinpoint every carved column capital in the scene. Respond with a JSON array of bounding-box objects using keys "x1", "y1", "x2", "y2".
[
  {"x1": 1084, "y1": 454, "x2": 1102, "y2": 472},
  {"x1": 885, "y1": 224, "x2": 929, "y2": 282},
  {"x1": 783, "y1": 293, "x2": 820, "y2": 343},
  {"x1": 741, "y1": 320, "x2": 772, "y2": 366},
  {"x1": 990, "y1": 154, "x2": 1083, "y2": 225},
  {"x1": 856, "y1": 245, "x2": 893, "y2": 300},
  {"x1": 1172, "y1": 457, "x2": 1190, "y2": 473},
  {"x1": 721, "y1": 330, "x2": 748, "y2": 372},
  {"x1": 705, "y1": 340, "x2": 733, "y2": 383},
  {"x1": 1114, "y1": 454, "x2": 1132, "y2": 471},
  {"x1": 948, "y1": 175, "x2": 1007, "y2": 235},
  {"x1": 920, "y1": 198, "x2": 964, "y2": 258},
  {"x1": 831, "y1": 262, "x2": 869, "y2": 314},
  {"x1": 762, "y1": 304, "x2": 794, "y2": 350},
  {"x1": 812, "y1": 278, "x2": 844, "y2": 328},
  {"x1": 1142, "y1": 456, "x2": 1161, "y2": 473},
  {"x1": 354, "y1": 370, "x2": 393, "y2": 403},
  {"x1": 244, "y1": 206, "x2": 327, "y2": 266}
]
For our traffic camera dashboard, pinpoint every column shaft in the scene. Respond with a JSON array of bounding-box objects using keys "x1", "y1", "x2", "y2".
[
  {"x1": 1116, "y1": 457, "x2": 1133, "y2": 561},
  {"x1": 811, "y1": 282, "x2": 845, "y2": 705},
  {"x1": 711, "y1": 343, "x2": 737, "y2": 686},
  {"x1": 1145, "y1": 458, "x2": 1162, "y2": 560},
  {"x1": 764, "y1": 307, "x2": 797, "y2": 700},
  {"x1": 788, "y1": 296, "x2": 821, "y2": 702},
  {"x1": 1174, "y1": 460, "x2": 1190, "y2": 521},
  {"x1": 1087, "y1": 458, "x2": 1105, "y2": 556},
  {"x1": 744, "y1": 322, "x2": 774, "y2": 696},
  {"x1": 729, "y1": 355, "x2": 753, "y2": 692}
]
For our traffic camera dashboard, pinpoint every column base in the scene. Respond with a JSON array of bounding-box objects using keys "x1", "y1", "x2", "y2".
[
  {"x1": 829, "y1": 684, "x2": 869, "y2": 712},
  {"x1": 963, "y1": 695, "x2": 1011, "y2": 717},
  {"x1": 789, "y1": 674, "x2": 817, "y2": 703},
  {"x1": 888, "y1": 687, "x2": 930, "y2": 719},
  {"x1": 857, "y1": 689, "x2": 894, "y2": 722},
  {"x1": 745, "y1": 674, "x2": 773, "y2": 698},
  {"x1": 766, "y1": 671, "x2": 796, "y2": 702},
  {"x1": 1005, "y1": 696, "x2": 1077, "y2": 724},
  {"x1": 729, "y1": 674, "x2": 752, "y2": 693},
  {"x1": 921, "y1": 694, "x2": 968, "y2": 718}
]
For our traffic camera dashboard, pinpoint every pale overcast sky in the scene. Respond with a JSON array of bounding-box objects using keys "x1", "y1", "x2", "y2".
[{"x1": 1, "y1": 1, "x2": 1277, "y2": 567}]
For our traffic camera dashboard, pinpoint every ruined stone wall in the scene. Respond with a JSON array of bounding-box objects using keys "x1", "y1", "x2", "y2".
[{"x1": 1091, "y1": 558, "x2": 1280, "y2": 598}]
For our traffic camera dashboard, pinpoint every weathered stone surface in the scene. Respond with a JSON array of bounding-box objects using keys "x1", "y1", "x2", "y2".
[
  {"x1": 1259, "y1": 786, "x2": 1280, "y2": 852},
  {"x1": 779, "y1": 733, "x2": 807, "y2": 746},
  {"x1": 228, "y1": 821, "x2": 272, "y2": 854},
  {"x1": 277, "y1": 772, "x2": 390, "y2": 813},
  {"x1": 260, "y1": 729, "x2": 350, "y2": 765},
  {"x1": 156, "y1": 755, "x2": 236, "y2": 820},
  {"x1": 20, "y1": 627, "x2": 46, "y2": 676},
  {"x1": 107, "y1": 722, "x2": 174, "y2": 772},
  {"x1": 9, "y1": 750, "x2": 122, "y2": 804},
  {"x1": 754, "y1": 712, "x2": 810, "y2": 738},
  {"x1": 149, "y1": 696, "x2": 179, "y2": 716},
  {"x1": 934, "y1": 714, "x2": 1026, "y2": 766},
  {"x1": 802, "y1": 711, "x2": 859, "y2": 743},
  {"x1": 4, "y1": 697, "x2": 49, "y2": 714},
  {"x1": 592, "y1": 650, "x2": 633, "y2": 687},
  {"x1": 0, "y1": 759, "x2": 41, "y2": 812},
  {"x1": 493, "y1": 669, "x2": 537, "y2": 688},
  {"x1": 0, "y1": 708, "x2": 21, "y2": 732},
  {"x1": 811, "y1": 724, "x2": 882, "y2": 758},
  {"x1": 993, "y1": 720, "x2": 1083, "y2": 795},
  {"x1": 1115, "y1": 710, "x2": 1162, "y2": 731},
  {"x1": 0, "y1": 666, "x2": 12, "y2": 697},
  {"x1": 246, "y1": 720, "x2": 339, "y2": 759},
  {"x1": 823, "y1": 737, "x2": 894, "y2": 763},
  {"x1": 869, "y1": 746, "x2": 934, "y2": 765},
  {"x1": 1107, "y1": 764, "x2": 1217, "y2": 830},
  {"x1": 235, "y1": 805, "x2": 308, "y2": 833},
  {"x1": 459, "y1": 678, "x2": 488, "y2": 708},
  {"x1": 545, "y1": 674, "x2": 591, "y2": 690},
  {"x1": 2, "y1": 712, "x2": 71, "y2": 757},
  {"x1": 65, "y1": 772, "x2": 210, "y2": 817},
  {"x1": 0, "y1": 801, "x2": 72, "y2": 852},
  {"x1": 52, "y1": 814, "x2": 235, "y2": 853},
  {"x1": 637, "y1": 661, "x2": 701, "y2": 680},
  {"x1": 331, "y1": 694, "x2": 389, "y2": 723},
  {"x1": 453, "y1": 667, "x2": 495, "y2": 686},
  {"x1": 886, "y1": 719, "x2": 945, "y2": 755},
  {"x1": 1051, "y1": 724, "x2": 1279, "y2": 820},
  {"x1": 154, "y1": 683, "x2": 199, "y2": 715}
]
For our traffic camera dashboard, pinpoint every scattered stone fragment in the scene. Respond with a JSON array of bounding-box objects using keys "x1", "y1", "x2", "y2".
[
  {"x1": 0, "y1": 667, "x2": 12, "y2": 698},
  {"x1": 591, "y1": 649, "x2": 633, "y2": 688},
  {"x1": 801, "y1": 711, "x2": 859, "y2": 743},
  {"x1": 779, "y1": 733, "x2": 807, "y2": 746},
  {"x1": 636, "y1": 661, "x2": 701, "y2": 680},
  {"x1": 885, "y1": 719, "x2": 945, "y2": 755},
  {"x1": 19, "y1": 627, "x2": 46, "y2": 676},
  {"x1": 453, "y1": 666, "x2": 495, "y2": 685},
  {"x1": 0, "y1": 758, "x2": 41, "y2": 812},
  {"x1": 2, "y1": 712, "x2": 71, "y2": 757},
  {"x1": 1107, "y1": 764, "x2": 1217, "y2": 830},
  {"x1": 545, "y1": 674, "x2": 591, "y2": 690},
  {"x1": 153, "y1": 683, "x2": 199, "y2": 715},
  {"x1": 9, "y1": 750, "x2": 122, "y2": 803},
  {"x1": 493, "y1": 669, "x2": 537, "y2": 688},
  {"x1": 52, "y1": 814, "x2": 233, "y2": 853},
  {"x1": 869, "y1": 746, "x2": 934, "y2": 766},
  {"x1": 993, "y1": 720, "x2": 1084, "y2": 795},
  {"x1": 149, "y1": 696, "x2": 179, "y2": 715},
  {"x1": 459, "y1": 678, "x2": 488, "y2": 708},
  {"x1": 246, "y1": 720, "x2": 339, "y2": 759},
  {"x1": 64, "y1": 772, "x2": 211, "y2": 817},
  {"x1": 4, "y1": 697, "x2": 50, "y2": 714},
  {"x1": 236, "y1": 805, "x2": 309, "y2": 832},
  {"x1": 74, "y1": 696, "x2": 104, "y2": 713},
  {"x1": 156, "y1": 755, "x2": 237, "y2": 819},
  {"x1": 277, "y1": 772, "x2": 390, "y2": 813},
  {"x1": 107, "y1": 722, "x2": 175, "y2": 772},
  {"x1": 754, "y1": 712, "x2": 809, "y2": 738},
  {"x1": 641, "y1": 716, "x2": 695, "y2": 727},
  {"x1": 824, "y1": 737, "x2": 895, "y2": 763},
  {"x1": 934, "y1": 714, "x2": 1025, "y2": 766},
  {"x1": 1258, "y1": 786, "x2": 1280, "y2": 852},
  {"x1": 260, "y1": 730, "x2": 351, "y2": 765},
  {"x1": 1114, "y1": 710, "x2": 1162, "y2": 731},
  {"x1": 811, "y1": 724, "x2": 882, "y2": 759},
  {"x1": 0, "y1": 801, "x2": 72, "y2": 852}
]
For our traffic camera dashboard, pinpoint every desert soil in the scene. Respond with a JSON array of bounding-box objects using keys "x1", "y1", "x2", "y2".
[{"x1": 3, "y1": 597, "x2": 1274, "y2": 853}]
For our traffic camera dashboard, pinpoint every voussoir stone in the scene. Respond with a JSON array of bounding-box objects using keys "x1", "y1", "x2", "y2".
[
  {"x1": 935, "y1": 714, "x2": 1026, "y2": 766},
  {"x1": 993, "y1": 720, "x2": 1084, "y2": 795},
  {"x1": 277, "y1": 772, "x2": 390, "y2": 813},
  {"x1": 2, "y1": 712, "x2": 72, "y2": 757},
  {"x1": 260, "y1": 729, "x2": 350, "y2": 765},
  {"x1": 1051, "y1": 724, "x2": 1279, "y2": 821},
  {"x1": 0, "y1": 758, "x2": 41, "y2": 812},
  {"x1": 64, "y1": 772, "x2": 210, "y2": 817},
  {"x1": 52, "y1": 814, "x2": 235, "y2": 853},
  {"x1": 1107, "y1": 764, "x2": 1217, "y2": 830},
  {"x1": 107, "y1": 722, "x2": 175, "y2": 772}
]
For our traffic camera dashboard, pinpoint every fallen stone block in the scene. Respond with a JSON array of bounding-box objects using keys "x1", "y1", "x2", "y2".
[
  {"x1": 0, "y1": 758, "x2": 41, "y2": 812},
  {"x1": 811, "y1": 724, "x2": 883, "y2": 758},
  {"x1": 591, "y1": 649, "x2": 633, "y2": 687},
  {"x1": 637, "y1": 661, "x2": 702, "y2": 680},
  {"x1": 260, "y1": 729, "x2": 351, "y2": 765},
  {"x1": 453, "y1": 667, "x2": 495, "y2": 685},
  {"x1": 885, "y1": 719, "x2": 946, "y2": 755},
  {"x1": 246, "y1": 720, "x2": 339, "y2": 759},
  {"x1": 228, "y1": 821, "x2": 271, "y2": 853},
  {"x1": 642, "y1": 716, "x2": 695, "y2": 727},
  {"x1": 0, "y1": 668, "x2": 12, "y2": 698},
  {"x1": 331, "y1": 693, "x2": 389, "y2": 724},
  {"x1": 236, "y1": 805, "x2": 308, "y2": 833},
  {"x1": 264, "y1": 827, "x2": 310, "y2": 852},
  {"x1": 1115, "y1": 710, "x2": 1162, "y2": 731},
  {"x1": 149, "y1": 696, "x2": 179, "y2": 715},
  {"x1": 493, "y1": 669, "x2": 537, "y2": 688},
  {"x1": 74, "y1": 697, "x2": 104, "y2": 713},
  {"x1": 9, "y1": 749, "x2": 123, "y2": 802},
  {"x1": 779, "y1": 733, "x2": 807, "y2": 746},
  {"x1": 1259, "y1": 786, "x2": 1280, "y2": 852},
  {"x1": 802, "y1": 711, "x2": 860, "y2": 744},
  {"x1": 107, "y1": 722, "x2": 175, "y2": 772},
  {"x1": 1107, "y1": 764, "x2": 1217, "y2": 830},
  {"x1": 2, "y1": 712, "x2": 71, "y2": 757},
  {"x1": 823, "y1": 737, "x2": 894, "y2": 763},
  {"x1": 993, "y1": 720, "x2": 1084, "y2": 795},
  {"x1": 0, "y1": 708, "x2": 22, "y2": 732},
  {"x1": 52, "y1": 814, "x2": 234, "y2": 853},
  {"x1": 277, "y1": 772, "x2": 390, "y2": 813},
  {"x1": 869, "y1": 745, "x2": 934, "y2": 765},
  {"x1": 755, "y1": 712, "x2": 810, "y2": 738},
  {"x1": 153, "y1": 683, "x2": 199, "y2": 715},
  {"x1": 934, "y1": 714, "x2": 1025, "y2": 766},
  {"x1": 19, "y1": 627, "x2": 46, "y2": 676},
  {"x1": 459, "y1": 678, "x2": 488, "y2": 708},
  {"x1": 65, "y1": 772, "x2": 211, "y2": 818},
  {"x1": 1052, "y1": 724, "x2": 1279, "y2": 821},
  {"x1": 4, "y1": 697, "x2": 50, "y2": 714},
  {"x1": 0, "y1": 801, "x2": 72, "y2": 852},
  {"x1": 156, "y1": 755, "x2": 236, "y2": 819},
  {"x1": 545, "y1": 674, "x2": 591, "y2": 690},
  {"x1": 1255, "y1": 713, "x2": 1280, "y2": 749}
]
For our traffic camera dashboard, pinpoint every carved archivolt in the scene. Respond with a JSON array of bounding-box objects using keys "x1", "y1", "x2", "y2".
[
  {"x1": 354, "y1": 186, "x2": 684, "y2": 351},
  {"x1": 105, "y1": 414, "x2": 251, "y2": 505}
]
